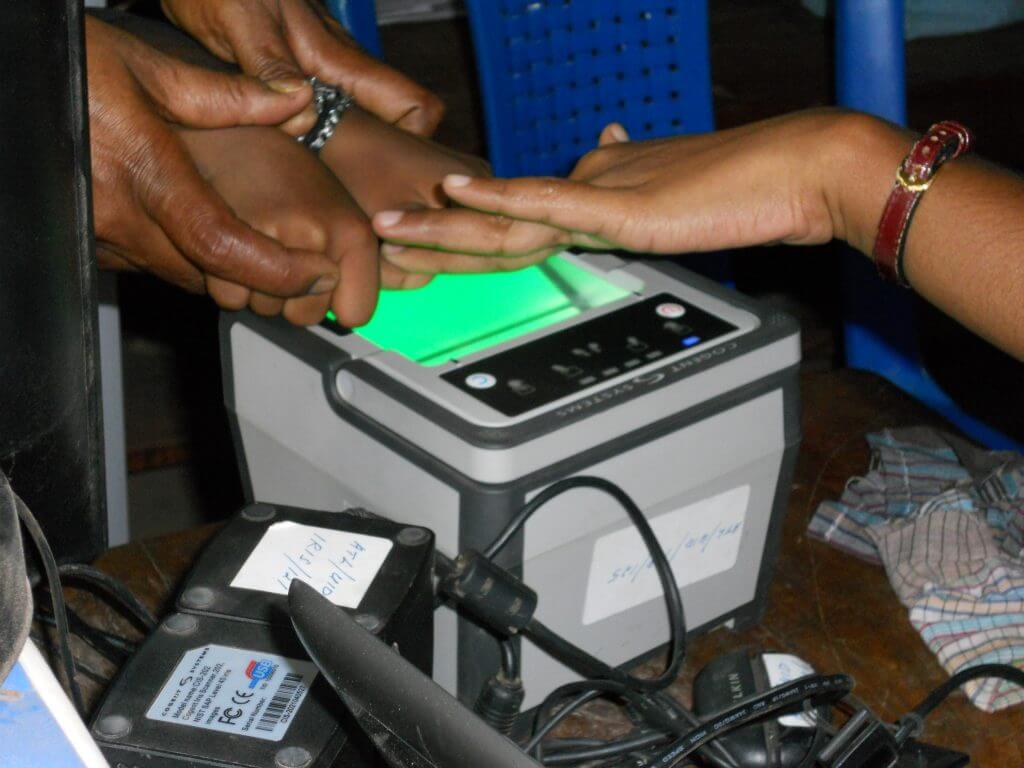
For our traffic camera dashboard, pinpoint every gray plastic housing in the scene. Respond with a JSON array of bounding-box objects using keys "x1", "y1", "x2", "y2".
[{"x1": 220, "y1": 257, "x2": 801, "y2": 707}]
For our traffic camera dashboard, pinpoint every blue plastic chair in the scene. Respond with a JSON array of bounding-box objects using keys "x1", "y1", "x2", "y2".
[
  {"x1": 463, "y1": 0, "x2": 714, "y2": 178},
  {"x1": 835, "y1": 0, "x2": 1021, "y2": 450},
  {"x1": 326, "y1": 0, "x2": 383, "y2": 57}
]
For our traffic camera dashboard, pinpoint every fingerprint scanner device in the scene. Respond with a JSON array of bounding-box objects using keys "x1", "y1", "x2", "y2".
[
  {"x1": 221, "y1": 253, "x2": 802, "y2": 707},
  {"x1": 91, "y1": 503, "x2": 435, "y2": 767}
]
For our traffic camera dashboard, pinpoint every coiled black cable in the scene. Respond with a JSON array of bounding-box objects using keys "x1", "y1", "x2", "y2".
[
  {"x1": 484, "y1": 476, "x2": 685, "y2": 692},
  {"x1": 34, "y1": 603, "x2": 137, "y2": 663},
  {"x1": 58, "y1": 563, "x2": 157, "y2": 632},
  {"x1": 15, "y1": 495, "x2": 84, "y2": 714},
  {"x1": 466, "y1": 475, "x2": 742, "y2": 767},
  {"x1": 648, "y1": 674, "x2": 853, "y2": 768}
]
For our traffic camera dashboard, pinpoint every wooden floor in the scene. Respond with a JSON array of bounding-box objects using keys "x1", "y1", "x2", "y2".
[{"x1": 69, "y1": 369, "x2": 1023, "y2": 765}]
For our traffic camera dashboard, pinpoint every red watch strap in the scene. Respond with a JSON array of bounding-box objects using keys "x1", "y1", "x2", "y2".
[{"x1": 872, "y1": 120, "x2": 973, "y2": 285}]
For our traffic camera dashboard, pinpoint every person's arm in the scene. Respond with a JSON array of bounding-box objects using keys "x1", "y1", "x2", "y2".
[
  {"x1": 832, "y1": 117, "x2": 1024, "y2": 359},
  {"x1": 161, "y1": 0, "x2": 445, "y2": 136},
  {"x1": 370, "y1": 110, "x2": 1024, "y2": 360},
  {"x1": 86, "y1": 15, "x2": 343, "y2": 301}
]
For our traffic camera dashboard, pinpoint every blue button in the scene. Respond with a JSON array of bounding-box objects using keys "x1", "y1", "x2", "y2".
[
  {"x1": 465, "y1": 372, "x2": 497, "y2": 390},
  {"x1": 681, "y1": 335, "x2": 701, "y2": 348}
]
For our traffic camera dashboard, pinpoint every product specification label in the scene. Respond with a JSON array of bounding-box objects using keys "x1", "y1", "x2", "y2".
[
  {"x1": 583, "y1": 485, "x2": 750, "y2": 625},
  {"x1": 230, "y1": 521, "x2": 393, "y2": 608},
  {"x1": 146, "y1": 645, "x2": 317, "y2": 742}
]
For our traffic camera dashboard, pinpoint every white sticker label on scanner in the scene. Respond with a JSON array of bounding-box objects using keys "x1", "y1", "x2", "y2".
[
  {"x1": 582, "y1": 486, "x2": 750, "y2": 625},
  {"x1": 230, "y1": 522, "x2": 393, "y2": 608},
  {"x1": 763, "y1": 653, "x2": 817, "y2": 728},
  {"x1": 146, "y1": 645, "x2": 317, "y2": 741}
]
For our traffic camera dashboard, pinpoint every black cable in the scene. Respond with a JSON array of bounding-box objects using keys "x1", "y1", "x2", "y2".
[
  {"x1": 653, "y1": 691, "x2": 739, "y2": 768},
  {"x1": 648, "y1": 674, "x2": 853, "y2": 768},
  {"x1": 796, "y1": 711, "x2": 830, "y2": 768},
  {"x1": 477, "y1": 479, "x2": 737, "y2": 768},
  {"x1": 541, "y1": 738, "x2": 607, "y2": 749},
  {"x1": 525, "y1": 680, "x2": 736, "y2": 768},
  {"x1": 520, "y1": 617, "x2": 746, "y2": 768},
  {"x1": 523, "y1": 620, "x2": 626, "y2": 684},
  {"x1": 15, "y1": 495, "x2": 84, "y2": 714},
  {"x1": 500, "y1": 638, "x2": 520, "y2": 681},
  {"x1": 488, "y1": 476, "x2": 686, "y2": 692},
  {"x1": 35, "y1": 604, "x2": 137, "y2": 663},
  {"x1": 58, "y1": 563, "x2": 157, "y2": 631},
  {"x1": 541, "y1": 732, "x2": 670, "y2": 765},
  {"x1": 894, "y1": 662, "x2": 1024, "y2": 745},
  {"x1": 528, "y1": 689, "x2": 603, "y2": 757},
  {"x1": 531, "y1": 680, "x2": 644, "y2": 738}
]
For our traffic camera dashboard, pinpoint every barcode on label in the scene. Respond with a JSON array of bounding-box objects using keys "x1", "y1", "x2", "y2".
[{"x1": 256, "y1": 673, "x2": 303, "y2": 732}]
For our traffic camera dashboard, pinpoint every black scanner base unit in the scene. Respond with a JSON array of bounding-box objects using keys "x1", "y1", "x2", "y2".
[{"x1": 90, "y1": 503, "x2": 436, "y2": 768}]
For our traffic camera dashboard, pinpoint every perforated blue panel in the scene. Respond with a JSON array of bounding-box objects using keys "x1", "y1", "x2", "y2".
[{"x1": 465, "y1": 1, "x2": 714, "y2": 177}]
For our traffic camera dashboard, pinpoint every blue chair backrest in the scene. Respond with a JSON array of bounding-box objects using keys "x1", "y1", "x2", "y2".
[
  {"x1": 326, "y1": 0, "x2": 383, "y2": 57},
  {"x1": 464, "y1": 1, "x2": 714, "y2": 177}
]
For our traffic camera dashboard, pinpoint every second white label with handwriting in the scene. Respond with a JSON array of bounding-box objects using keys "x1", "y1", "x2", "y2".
[{"x1": 583, "y1": 486, "x2": 749, "y2": 625}]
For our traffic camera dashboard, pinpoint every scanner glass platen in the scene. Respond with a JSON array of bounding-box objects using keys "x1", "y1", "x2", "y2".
[{"x1": 327, "y1": 255, "x2": 632, "y2": 365}]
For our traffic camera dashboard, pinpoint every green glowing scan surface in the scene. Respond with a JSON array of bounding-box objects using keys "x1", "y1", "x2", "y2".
[{"x1": 327, "y1": 255, "x2": 631, "y2": 366}]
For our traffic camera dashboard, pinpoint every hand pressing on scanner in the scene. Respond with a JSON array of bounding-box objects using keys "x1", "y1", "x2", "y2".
[
  {"x1": 372, "y1": 109, "x2": 1024, "y2": 360},
  {"x1": 318, "y1": 106, "x2": 496, "y2": 288},
  {"x1": 369, "y1": 111, "x2": 855, "y2": 274}
]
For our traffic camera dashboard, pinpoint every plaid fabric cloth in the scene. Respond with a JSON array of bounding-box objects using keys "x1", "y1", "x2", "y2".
[{"x1": 808, "y1": 427, "x2": 1024, "y2": 712}]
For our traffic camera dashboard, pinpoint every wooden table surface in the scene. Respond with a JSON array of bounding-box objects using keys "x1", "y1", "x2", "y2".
[{"x1": 71, "y1": 369, "x2": 1022, "y2": 766}]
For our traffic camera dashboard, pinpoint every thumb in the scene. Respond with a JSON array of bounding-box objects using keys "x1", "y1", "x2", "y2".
[
  {"x1": 599, "y1": 122, "x2": 630, "y2": 146},
  {"x1": 143, "y1": 54, "x2": 311, "y2": 129}
]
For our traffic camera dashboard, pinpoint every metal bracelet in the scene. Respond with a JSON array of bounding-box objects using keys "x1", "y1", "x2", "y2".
[{"x1": 298, "y1": 77, "x2": 354, "y2": 153}]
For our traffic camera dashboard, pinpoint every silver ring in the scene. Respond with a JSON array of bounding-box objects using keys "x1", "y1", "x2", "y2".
[{"x1": 298, "y1": 77, "x2": 354, "y2": 153}]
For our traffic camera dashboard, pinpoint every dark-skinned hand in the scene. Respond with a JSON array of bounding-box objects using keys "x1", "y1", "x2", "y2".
[
  {"x1": 87, "y1": 15, "x2": 346, "y2": 301},
  {"x1": 161, "y1": 0, "x2": 444, "y2": 136}
]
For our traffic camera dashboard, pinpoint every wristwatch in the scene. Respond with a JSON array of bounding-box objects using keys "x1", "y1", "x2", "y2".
[{"x1": 872, "y1": 120, "x2": 973, "y2": 286}]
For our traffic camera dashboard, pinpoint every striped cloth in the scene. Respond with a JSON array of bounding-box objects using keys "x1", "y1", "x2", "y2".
[{"x1": 808, "y1": 428, "x2": 1024, "y2": 712}]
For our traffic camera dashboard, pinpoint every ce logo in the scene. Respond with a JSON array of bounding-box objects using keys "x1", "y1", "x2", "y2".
[{"x1": 632, "y1": 372, "x2": 666, "y2": 386}]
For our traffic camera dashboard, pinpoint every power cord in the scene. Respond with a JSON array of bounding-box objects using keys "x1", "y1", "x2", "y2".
[
  {"x1": 15, "y1": 493, "x2": 156, "y2": 718},
  {"x1": 483, "y1": 476, "x2": 686, "y2": 693},
  {"x1": 893, "y1": 662, "x2": 1024, "y2": 746},
  {"x1": 648, "y1": 674, "x2": 853, "y2": 768},
  {"x1": 441, "y1": 475, "x2": 738, "y2": 768},
  {"x1": 34, "y1": 603, "x2": 138, "y2": 663},
  {"x1": 15, "y1": 494, "x2": 84, "y2": 714},
  {"x1": 58, "y1": 563, "x2": 157, "y2": 632}
]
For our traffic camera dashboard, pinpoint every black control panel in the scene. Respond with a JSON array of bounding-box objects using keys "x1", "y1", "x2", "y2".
[{"x1": 444, "y1": 293, "x2": 739, "y2": 416}]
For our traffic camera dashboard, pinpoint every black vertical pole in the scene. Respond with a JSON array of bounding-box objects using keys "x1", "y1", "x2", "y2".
[{"x1": 0, "y1": 2, "x2": 107, "y2": 561}]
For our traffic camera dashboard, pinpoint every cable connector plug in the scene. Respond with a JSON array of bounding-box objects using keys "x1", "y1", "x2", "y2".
[
  {"x1": 816, "y1": 709, "x2": 899, "y2": 768},
  {"x1": 473, "y1": 672, "x2": 525, "y2": 736},
  {"x1": 438, "y1": 549, "x2": 537, "y2": 635}
]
